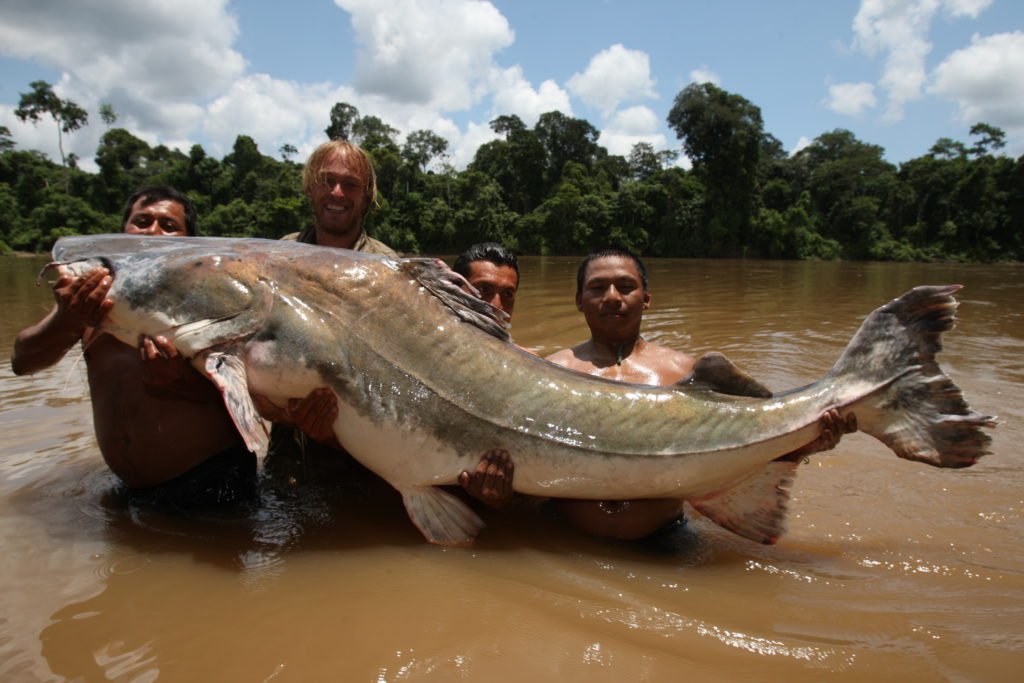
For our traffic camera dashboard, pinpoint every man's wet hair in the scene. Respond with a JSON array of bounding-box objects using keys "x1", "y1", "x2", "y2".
[
  {"x1": 576, "y1": 248, "x2": 649, "y2": 293},
  {"x1": 453, "y1": 242, "x2": 520, "y2": 284},
  {"x1": 121, "y1": 185, "x2": 199, "y2": 236}
]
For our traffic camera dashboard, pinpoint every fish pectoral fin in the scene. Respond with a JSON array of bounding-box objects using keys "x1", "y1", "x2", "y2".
[
  {"x1": 401, "y1": 487, "x2": 485, "y2": 547},
  {"x1": 689, "y1": 460, "x2": 800, "y2": 545},
  {"x1": 678, "y1": 352, "x2": 773, "y2": 398},
  {"x1": 199, "y1": 350, "x2": 271, "y2": 458},
  {"x1": 171, "y1": 279, "x2": 274, "y2": 356}
]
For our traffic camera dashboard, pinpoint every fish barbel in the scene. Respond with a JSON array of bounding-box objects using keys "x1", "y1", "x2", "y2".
[{"x1": 47, "y1": 235, "x2": 996, "y2": 546}]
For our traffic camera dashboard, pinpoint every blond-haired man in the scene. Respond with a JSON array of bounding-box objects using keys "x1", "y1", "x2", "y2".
[{"x1": 282, "y1": 139, "x2": 397, "y2": 256}]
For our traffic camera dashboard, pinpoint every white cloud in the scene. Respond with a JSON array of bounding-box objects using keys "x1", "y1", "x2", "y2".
[
  {"x1": 337, "y1": 0, "x2": 513, "y2": 110},
  {"x1": 597, "y1": 106, "x2": 669, "y2": 157},
  {"x1": 202, "y1": 75, "x2": 347, "y2": 158},
  {"x1": 944, "y1": 0, "x2": 993, "y2": 19},
  {"x1": 790, "y1": 136, "x2": 813, "y2": 157},
  {"x1": 490, "y1": 66, "x2": 572, "y2": 126},
  {"x1": 851, "y1": 0, "x2": 936, "y2": 121},
  {"x1": 0, "y1": 0, "x2": 244, "y2": 137},
  {"x1": 0, "y1": 0, "x2": 676, "y2": 173},
  {"x1": 824, "y1": 82, "x2": 878, "y2": 116},
  {"x1": 449, "y1": 120, "x2": 500, "y2": 168},
  {"x1": 689, "y1": 66, "x2": 720, "y2": 85},
  {"x1": 850, "y1": 0, "x2": 993, "y2": 123},
  {"x1": 567, "y1": 44, "x2": 657, "y2": 116},
  {"x1": 930, "y1": 31, "x2": 1024, "y2": 150}
]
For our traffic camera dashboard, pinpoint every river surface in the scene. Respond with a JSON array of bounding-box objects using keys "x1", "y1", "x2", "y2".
[{"x1": 1, "y1": 253, "x2": 1021, "y2": 682}]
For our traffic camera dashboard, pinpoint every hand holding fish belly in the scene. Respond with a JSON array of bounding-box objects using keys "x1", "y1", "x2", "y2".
[
  {"x1": 48, "y1": 235, "x2": 997, "y2": 549},
  {"x1": 251, "y1": 388, "x2": 342, "y2": 447}
]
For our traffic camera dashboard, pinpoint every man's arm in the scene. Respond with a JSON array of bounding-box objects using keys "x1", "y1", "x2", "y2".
[
  {"x1": 252, "y1": 387, "x2": 343, "y2": 449},
  {"x1": 11, "y1": 268, "x2": 113, "y2": 375}
]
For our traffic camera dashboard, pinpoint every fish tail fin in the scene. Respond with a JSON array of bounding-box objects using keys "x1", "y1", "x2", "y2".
[{"x1": 830, "y1": 285, "x2": 995, "y2": 468}]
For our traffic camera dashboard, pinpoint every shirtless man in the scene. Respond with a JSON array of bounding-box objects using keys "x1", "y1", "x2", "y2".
[
  {"x1": 11, "y1": 186, "x2": 253, "y2": 506},
  {"x1": 547, "y1": 248, "x2": 855, "y2": 539},
  {"x1": 465, "y1": 248, "x2": 854, "y2": 538}
]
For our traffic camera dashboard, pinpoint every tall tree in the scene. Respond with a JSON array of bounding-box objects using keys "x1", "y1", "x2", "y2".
[
  {"x1": 791, "y1": 129, "x2": 896, "y2": 258},
  {"x1": 470, "y1": 125, "x2": 546, "y2": 214},
  {"x1": 401, "y1": 130, "x2": 448, "y2": 172},
  {"x1": 99, "y1": 103, "x2": 118, "y2": 126},
  {"x1": 534, "y1": 111, "x2": 601, "y2": 188},
  {"x1": 968, "y1": 122, "x2": 1006, "y2": 158},
  {"x1": 928, "y1": 137, "x2": 967, "y2": 160},
  {"x1": 94, "y1": 127, "x2": 153, "y2": 210},
  {"x1": 15, "y1": 81, "x2": 88, "y2": 168},
  {"x1": 279, "y1": 143, "x2": 298, "y2": 162},
  {"x1": 628, "y1": 142, "x2": 661, "y2": 181},
  {"x1": 351, "y1": 115, "x2": 400, "y2": 155},
  {"x1": 0, "y1": 125, "x2": 13, "y2": 152},
  {"x1": 325, "y1": 102, "x2": 360, "y2": 141},
  {"x1": 667, "y1": 82, "x2": 764, "y2": 256},
  {"x1": 490, "y1": 114, "x2": 526, "y2": 139}
]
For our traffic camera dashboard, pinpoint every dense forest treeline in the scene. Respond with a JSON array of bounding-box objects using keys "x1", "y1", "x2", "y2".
[{"x1": 1, "y1": 80, "x2": 1021, "y2": 261}]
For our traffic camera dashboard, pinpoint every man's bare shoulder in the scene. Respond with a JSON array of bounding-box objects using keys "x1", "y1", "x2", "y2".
[
  {"x1": 545, "y1": 342, "x2": 594, "y2": 371},
  {"x1": 544, "y1": 347, "x2": 574, "y2": 364},
  {"x1": 636, "y1": 342, "x2": 697, "y2": 385}
]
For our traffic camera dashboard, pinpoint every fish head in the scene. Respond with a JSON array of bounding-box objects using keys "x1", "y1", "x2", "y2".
[{"x1": 51, "y1": 234, "x2": 273, "y2": 356}]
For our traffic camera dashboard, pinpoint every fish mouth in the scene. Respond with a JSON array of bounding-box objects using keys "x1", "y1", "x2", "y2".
[{"x1": 38, "y1": 256, "x2": 114, "y2": 285}]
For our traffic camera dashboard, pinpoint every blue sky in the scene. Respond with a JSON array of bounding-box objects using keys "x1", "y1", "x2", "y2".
[{"x1": 1, "y1": 0, "x2": 1022, "y2": 172}]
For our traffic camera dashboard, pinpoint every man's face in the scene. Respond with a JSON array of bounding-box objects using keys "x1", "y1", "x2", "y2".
[
  {"x1": 123, "y1": 199, "x2": 188, "y2": 236},
  {"x1": 309, "y1": 154, "x2": 367, "y2": 239},
  {"x1": 576, "y1": 256, "x2": 650, "y2": 338},
  {"x1": 466, "y1": 261, "x2": 518, "y2": 317}
]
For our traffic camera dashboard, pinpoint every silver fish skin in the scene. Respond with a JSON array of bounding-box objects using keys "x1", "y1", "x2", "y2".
[{"x1": 48, "y1": 234, "x2": 996, "y2": 546}]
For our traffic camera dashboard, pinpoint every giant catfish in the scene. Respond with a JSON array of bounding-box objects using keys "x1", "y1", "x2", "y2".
[{"x1": 46, "y1": 235, "x2": 996, "y2": 546}]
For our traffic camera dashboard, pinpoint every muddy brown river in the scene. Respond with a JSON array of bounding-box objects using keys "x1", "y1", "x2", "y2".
[{"x1": 1, "y1": 253, "x2": 1021, "y2": 682}]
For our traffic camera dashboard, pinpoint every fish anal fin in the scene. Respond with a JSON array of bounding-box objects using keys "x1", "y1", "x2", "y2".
[
  {"x1": 199, "y1": 350, "x2": 270, "y2": 458},
  {"x1": 401, "y1": 487, "x2": 485, "y2": 547},
  {"x1": 690, "y1": 461, "x2": 800, "y2": 544},
  {"x1": 679, "y1": 352, "x2": 773, "y2": 398}
]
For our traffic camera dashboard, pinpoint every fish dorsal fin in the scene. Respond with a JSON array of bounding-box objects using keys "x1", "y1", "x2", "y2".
[
  {"x1": 676, "y1": 352, "x2": 773, "y2": 398},
  {"x1": 690, "y1": 460, "x2": 800, "y2": 544},
  {"x1": 399, "y1": 258, "x2": 510, "y2": 342}
]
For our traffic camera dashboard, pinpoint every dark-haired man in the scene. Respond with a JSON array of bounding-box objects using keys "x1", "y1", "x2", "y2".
[
  {"x1": 547, "y1": 248, "x2": 855, "y2": 539},
  {"x1": 452, "y1": 242, "x2": 520, "y2": 317},
  {"x1": 468, "y1": 248, "x2": 855, "y2": 539},
  {"x1": 450, "y1": 243, "x2": 521, "y2": 504},
  {"x1": 11, "y1": 186, "x2": 253, "y2": 506}
]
